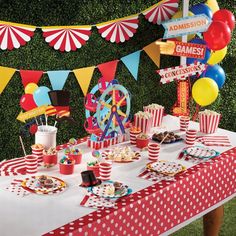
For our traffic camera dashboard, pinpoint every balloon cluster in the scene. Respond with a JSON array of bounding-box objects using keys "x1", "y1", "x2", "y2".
[
  {"x1": 20, "y1": 83, "x2": 52, "y2": 111},
  {"x1": 172, "y1": 3, "x2": 235, "y2": 107}
]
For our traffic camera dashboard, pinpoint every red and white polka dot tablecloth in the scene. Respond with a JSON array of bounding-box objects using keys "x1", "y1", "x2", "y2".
[{"x1": 43, "y1": 147, "x2": 236, "y2": 236}]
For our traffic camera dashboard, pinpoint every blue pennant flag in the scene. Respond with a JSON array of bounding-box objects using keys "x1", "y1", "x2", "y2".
[
  {"x1": 121, "y1": 50, "x2": 141, "y2": 81},
  {"x1": 47, "y1": 70, "x2": 70, "y2": 90}
]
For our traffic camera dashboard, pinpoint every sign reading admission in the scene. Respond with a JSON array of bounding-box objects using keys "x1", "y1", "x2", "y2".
[{"x1": 162, "y1": 14, "x2": 211, "y2": 39}]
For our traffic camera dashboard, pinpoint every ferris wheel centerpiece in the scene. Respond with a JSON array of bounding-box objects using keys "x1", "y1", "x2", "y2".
[{"x1": 84, "y1": 78, "x2": 131, "y2": 149}]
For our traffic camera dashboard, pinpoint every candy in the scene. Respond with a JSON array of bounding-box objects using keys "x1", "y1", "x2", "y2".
[
  {"x1": 31, "y1": 143, "x2": 44, "y2": 150},
  {"x1": 69, "y1": 138, "x2": 77, "y2": 145},
  {"x1": 130, "y1": 126, "x2": 141, "y2": 132},
  {"x1": 60, "y1": 156, "x2": 74, "y2": 164},
  {"x1": 134, "y1": 111, "x2": 152, "y2": 119},
  {"x1": 87, "y1": 161, "x2": 99, "y2": 166},
  {"x1": 43, "y1": 147, "x2": 57, "y2": 155},
  {"x1": 144, "y1": 103, "x2": 164, "y2": 109},
  {"x1": 92, "y1": 150, "x2": 100, "y2": 158},
  {"x1": 137, "y1": 133, "x2": 149, "y2": 140},
  {"x1": 199, "y1": 109, "x2": 220, "y2": 115}
]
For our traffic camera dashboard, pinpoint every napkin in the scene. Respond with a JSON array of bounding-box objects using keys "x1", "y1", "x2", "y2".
[
  {"x1": 138, "y1": 169, "x2": 175, "y2": 182},
  {"x1": 197, "y1": 136, "x2": 231, "y2": 147}
]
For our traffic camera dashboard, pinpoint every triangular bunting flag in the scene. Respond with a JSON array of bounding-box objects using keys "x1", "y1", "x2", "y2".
[
  {"x1": 73, "y1": 66, "x2": 95, "y2": 96},
  {"x1": 0, "y1": 66, "x2": 16, "y2": 94},
  {"x1": 47, "y1": 70, "x2": 70, "y2": 90},
  {"x1": 121, "y1": 50, "x2": 141, "y2": 80},
  {"x1": 20, "y1": 70, "x2": 44, "y2": 87},
  {"x1": 97, "y1": 60, "x2": 119, "y2": 82},
  {"x1": 143, "y1": 42, "x2": 160, "y2": 67}
]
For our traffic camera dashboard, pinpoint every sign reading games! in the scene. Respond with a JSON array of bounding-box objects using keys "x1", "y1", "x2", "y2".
[
  {"x1": 157, "y1": 62, "x2": 207, "y2": 84},
  {"x1": 162, "y1": 14, "x2": 211, "y2": 39},
  {"x1": 156, "y1": 40, "x2": 206, "y2": 59}
]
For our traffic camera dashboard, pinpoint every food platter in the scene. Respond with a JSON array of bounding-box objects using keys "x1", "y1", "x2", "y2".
[
  {"x1": 184, "y1": 146, "x2": 220, "y2": 159},
  {"x1": 152, "y1": 131, "x2": 183, "y2": 144}
]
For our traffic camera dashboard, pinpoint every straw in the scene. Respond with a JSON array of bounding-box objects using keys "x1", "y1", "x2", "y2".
[
  {"x1": 160, "y1": 133, "x2": 169, "y2": 145},
  {"x1": 19, "y1": 136, "x2": 26, "y2": 156}
]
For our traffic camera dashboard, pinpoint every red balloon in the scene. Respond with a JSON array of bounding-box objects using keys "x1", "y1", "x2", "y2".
[
  {"x1": 20, "y1": 94, "x2": 37, "y2": 111},
  {"x1": 213, "y1": 9, "x2": 235, "y2": 32},
  {"x1": 203, "y1": 21, "x2": 231, "y2": 50}
]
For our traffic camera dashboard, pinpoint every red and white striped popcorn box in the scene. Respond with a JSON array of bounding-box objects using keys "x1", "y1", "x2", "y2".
[
  {"x1": 199, "y1": 112, "x2": 221, "y2": 134},
  {"x1": 143, "y1": 106, "x2": 164, "y2": 127},
  {"x1": 134, "y1": 113, "x2": 153, "y2": 134}
]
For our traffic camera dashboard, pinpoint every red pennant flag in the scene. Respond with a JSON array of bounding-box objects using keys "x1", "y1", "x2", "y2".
[
  {"x1": 97, "y1": 60, "x2": 119, "y2": 82},
  {"x1": 20, "y1": 70, "x2": 44, "y2": 87}
]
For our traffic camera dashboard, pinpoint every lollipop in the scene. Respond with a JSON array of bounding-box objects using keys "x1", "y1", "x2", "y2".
[
  {"x1": 69, "y1": 138, "x2": 77, "y2": 145},
  {"x1": 92, "y1": 150, "x2": 100, "y2": 158}
]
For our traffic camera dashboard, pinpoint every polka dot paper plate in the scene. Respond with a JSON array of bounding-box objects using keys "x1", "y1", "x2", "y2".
[
  {"x1": 88, "y1": 181, "x2": 132, "y2": 199},
  {"x1": 146, "y1": 161, "x2": 186, "y2": 176},
  {"x1": 184, "y1": 146, "x2": 220, "y2": 159},
  {"x1": 21, "y1": 176, "x2": 66, "y2": 195}
]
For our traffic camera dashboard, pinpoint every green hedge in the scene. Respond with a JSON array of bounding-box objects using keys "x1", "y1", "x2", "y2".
[{"x1": 0, "y1": 0, "x2": 235, "y2": 160}]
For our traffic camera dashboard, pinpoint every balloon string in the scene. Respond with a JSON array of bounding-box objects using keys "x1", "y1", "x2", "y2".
[{"x1": 192, "y1": 104, "x2": 200, "y2": 121}]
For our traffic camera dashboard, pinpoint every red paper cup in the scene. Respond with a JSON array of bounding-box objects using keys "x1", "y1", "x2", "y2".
[
  {"x1": 43, "y1": 154, "x2": 57, "y2": 165},
  {"x1": 87, "y1": 165, "x2": 100, "y2": 177},
  {"x1": 59, "y1": 163, "x2": 74, "y2": 175},
  {"x1": 25, "y1": 155, "x2": 38, "y2": 174},
  {"x1": 136, "y1": 138, "x2": 149, "y2": 148},
  {"x1": 68, "y1": 153, "x2": 82, "y2": 164},
  {"x1": 180, "y1": 116, "x2": 190, "y2": 131}
]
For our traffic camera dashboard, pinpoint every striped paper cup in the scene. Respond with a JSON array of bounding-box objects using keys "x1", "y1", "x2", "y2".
[
  {"x1": 148, "y1": 143, "x2": 160, "y2": 161},
  {"x1": 25, "y1": 155, "x2": 38, "y2": 174},
  {"x1": 180, "y1": 116, "x2": 190, "y2": 131}
]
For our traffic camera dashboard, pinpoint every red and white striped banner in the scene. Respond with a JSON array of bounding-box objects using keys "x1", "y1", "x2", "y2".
[{"x1": 157, "y1": 62, "x2": 207, "y2": 84}]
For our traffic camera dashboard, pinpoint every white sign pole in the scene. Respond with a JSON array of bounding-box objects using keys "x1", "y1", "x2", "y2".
[{"x1": 180, "y1": 0, "x2": 189, "y2": 66}]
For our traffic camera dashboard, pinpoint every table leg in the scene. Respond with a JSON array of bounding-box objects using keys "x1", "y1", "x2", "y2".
[{"x1": 203, "y1": 206, "x2": 224, "y2": 236}]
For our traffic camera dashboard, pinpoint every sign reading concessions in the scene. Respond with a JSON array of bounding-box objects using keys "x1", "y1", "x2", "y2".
[
  {"x1": 157, "y1": 62, "x2": 207, "y2": 84},
  {"x1": 162, "y1": 14, "x2": 211, "y2": 39},
  {"x1": 156, "y1": 40, "x2": 206, "y2": 59}
]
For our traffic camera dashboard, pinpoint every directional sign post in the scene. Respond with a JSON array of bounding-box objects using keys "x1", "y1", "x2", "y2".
[{"x1": 162, "y1": 14, "x2": 212, "y2": 39}]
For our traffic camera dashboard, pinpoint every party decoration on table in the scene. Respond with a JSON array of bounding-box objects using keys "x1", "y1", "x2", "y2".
[
  {"x1": 143, "y1": 0, "x2": 179, "y2": 24},
  {"x1": 172, "y1": 80, "x2": 190, "y2": 116},
  {"x1": 121, "y1": 50, "x2": 141, "y2": 81},
  {"x1": 80, "y1": 170, "x2": 102, "y2": 187},
  {"x1": 134, "y1": 111, "x2": 153, "y2": 134},
  {"x1": 17, "y1": 105, "x2": 47, "y2": 123},
  {"x1": 162, "y1": 14, "x2": 211, "y2": 39},
  {"x1": 96, "y1": 15, "x2": 139, "y2": 43},
  {"x1": 0, "y1": 66, "x2": 16, "y2": 94},
  {"x1": 42, "y1": 26, "x2": 91, "y2": 52},
  {"x1": 0, "y1": 0, "x2": 178, "y2": 52},
  {"x1": 20, "y1": 70, "x2": 43, "y2": 87},
  {"x1": 157, "y1": 61, "x2": 207, "y2": 84},
  {"x1": 88, "y1": 180, "x2": 132, "y2": 199},
  {"x1": 21, "y1": 175, "x2": 66, "y2": 195},
  {"x1": 196, "y1": 135, "x2": 231, "y2": 147},
  {"x1": 198, "y1": 109, "x2": 221, "y2": 134},
  {"x1": 155, "y1": 40, "x2": 207, "y2": 59},
  {"x1": 102, "y1": 146, "x2": 140, "y2": 163},
  {"x1": 152, "y1": 131, "x2": 182, "y2": 144},
  {"x1": 47, "y1": 71, "x2": 70, "y2": 90},
  {"x1": 146, "y1": 161, "x2": 186, "y2": 176},
  {"x1": 143, "y1": 103, "x2": 164, "y2": 127},
  {"x1": 80, "y1": 193, "x2": 116, "y2": 209},
  {"x1": 6, "y1": 179, "x2": 31, "y2": 197},
  {"x1": 138, "y1": 169, "x2": 176, "y2": 182},
  {"x1": 0, "y1": 21, "x2": 35, "y2": 50},
  {"x1": 192, "y1": 78, "x2": 219, "y2": 106},
  {"x1": 183, "y1": 146, "x2": 220, "y2": 159}
]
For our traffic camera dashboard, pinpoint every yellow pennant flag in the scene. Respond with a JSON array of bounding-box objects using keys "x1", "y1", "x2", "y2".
[
  {"x1": 143, "y1": 42, "x2": 160, "y2": 68},
  {"x1": 73, "y1": 66, "x2": 96, "y2": 96},
  {"x1": 0, "y1": 66, "x2": 16, "y2": 94}
]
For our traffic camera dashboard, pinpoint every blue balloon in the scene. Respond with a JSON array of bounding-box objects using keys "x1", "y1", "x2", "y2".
[
  {"x1": 201, "y1": 64, "x2": 226, "y2": 88},
  {"x1": 33, "y1": 86, "x2": 51, "y2": 106},
  {"x1": 186, "y1": 38, "x2": 211, "y2": 64},
  {"x1": 190, "y1": 3, "x2": 213, "y2": 19}
]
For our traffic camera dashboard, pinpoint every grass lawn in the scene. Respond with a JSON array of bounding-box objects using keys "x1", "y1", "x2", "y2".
[{"x1": 172, "y1": 198, "x2": 236, "y2": 236}]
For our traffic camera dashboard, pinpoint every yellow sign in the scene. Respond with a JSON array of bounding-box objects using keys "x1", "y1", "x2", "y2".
[{"x1": 17, "y1": 105, "x2": 47, "y2": 123}]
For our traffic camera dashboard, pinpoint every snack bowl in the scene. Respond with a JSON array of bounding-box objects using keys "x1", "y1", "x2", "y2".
[
  {"x1": 43, "y1": 153, "x2": 57, "y2": 165},
  {"x1": 136, "y1": 134, "x2": 149, "y2": 148},
  {"x1": 68, "y1": 153, "x2": 82, "y2": 164},
  {"x1": 59, "y1": 162, "x2": 75, "y2": 175},
  {"x1": 87, "y1": 163, "x2": 100, "y2": 177}
]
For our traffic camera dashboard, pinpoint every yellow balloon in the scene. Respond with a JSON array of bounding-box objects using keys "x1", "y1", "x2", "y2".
[
  {"x1": 205, "y1": 0, "x2": 220, "y2": 13},
  {"x1": 192, "y1": 78, "x2": 219, "y2": 106},
  {"x1": 207, "y1": 46, "x2": 227, "y2": 65},
  {"x1": 172, "y1": 11, "x2": 196, "y2": 41},
  {"x1": 25, "y1": 83, "x2": 38, "y2": 94}
]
